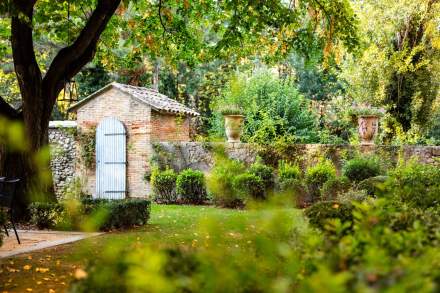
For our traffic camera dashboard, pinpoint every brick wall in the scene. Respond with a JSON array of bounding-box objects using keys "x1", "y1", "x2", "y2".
[
  {"x1": 75, "y1": 88, "x2": 151, "y2": 198},
  {"x1": 150, "y1": 111, "x2": 191, "y2": 142}
]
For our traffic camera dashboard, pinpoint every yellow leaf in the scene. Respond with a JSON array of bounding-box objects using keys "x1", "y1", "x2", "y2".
[
  {"x1": 74, "y1": 268, "x2": 88, "y2": 280},
  {"x1": 23, "y1": 265, "x2": 32, "y2": 270},
  {"x1": 26, "y1": 289, "x2": 32, "y2": 292}
]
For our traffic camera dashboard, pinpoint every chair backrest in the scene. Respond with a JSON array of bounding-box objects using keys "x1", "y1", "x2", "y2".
[{"x1": 0, "y1": 178, "x2": 20, "y2": 208}]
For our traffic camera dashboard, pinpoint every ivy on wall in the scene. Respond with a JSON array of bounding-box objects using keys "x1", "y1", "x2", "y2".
[{"x1": 77, "y1": 127, "x2": 96, "y2": 169}]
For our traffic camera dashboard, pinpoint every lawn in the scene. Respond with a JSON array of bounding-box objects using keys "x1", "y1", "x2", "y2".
[{"x1": 0, "y1": 204, "x2": 302, "y2": 293}]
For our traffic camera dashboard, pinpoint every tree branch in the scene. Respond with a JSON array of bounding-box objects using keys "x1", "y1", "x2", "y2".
[
  {"x1": 43, "y1": 0, "x2": 121, "y2": 97},
  {"x1": 11, "y1": 0, "x2": 42, "y2": 105},
  {"x1": 0, "y1": 95, "x2": 20, "y2": 119}
]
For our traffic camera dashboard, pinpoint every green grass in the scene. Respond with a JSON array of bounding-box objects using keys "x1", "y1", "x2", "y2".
[{"x1": 0, "y1": 204, "x2": 302, "y2": 293}]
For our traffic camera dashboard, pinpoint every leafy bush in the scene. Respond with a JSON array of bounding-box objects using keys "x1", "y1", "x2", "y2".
[
  {"x1": 207, "y1": 156, "x2": 246, "y2": 208},
  {"x1": 248, "y1": 161, "x2": 274, "y2": 190},
  {"x1": 305, "y1": 159, "x2": 337, "y2": 201},
  {"x1": 29, "y1": 199, "x2": 151, "y2": 231},
  {"x1": 176, "y1": 169, "x2": 207, "y2": 204},
  {"x1": 84, "y1": 199, "x2": 151, "y2": 230},
  {"x1": 304, "y1": 201, "x2": 354, "y2": 231},
  {"x1": 384, "y1": 160, "x2": 440, "y2": 209},
  {"x1": 278, "y1": 160, "x2": 301, "y2": 182},
  {"x1": 320, "y1": 176, "x2": 351, "y2": 200},
  {"x1": 342, "y1": 155, "x2": 383, "y2": 182},
  {"x1": 151, "y1": 168, "x2": 177, "y2": 204},
  {"x1": 29, "y1": 202, "x2": 65, "y2": 229},
  {"x1": 211, "y1": 72, "x2": 320, "y2": 143},
  {"x1": 357, "y1": 175, "x2": 388, "y2": 195},
  {"x1": 232, "y1": 173, "x2": 266, "y2": 200}
]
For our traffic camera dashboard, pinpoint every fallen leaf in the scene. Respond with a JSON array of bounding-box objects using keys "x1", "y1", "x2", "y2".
[
  {"x1": 23, "y1": 265, "x2": 32, "y2": 270},
  {"x1": 36, "y1": 268, "x2": 50, "y2": 273},
  {"x1": 74, "y1": 268, "x2": 88, "y2": 280},
  {"x1": 49, "y1": 289, "x2": 56, "y2": 293},
  {"x1": 26, "y1": 289, "x2": 32, "y2": 292}
]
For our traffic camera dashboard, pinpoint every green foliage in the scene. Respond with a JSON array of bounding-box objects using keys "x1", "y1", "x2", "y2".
[
  {"x1": 232, "y1": 173, "x2": 266, "y2": 200},
  {"x1": 277, "y1": 160, "x2": 302, "y2": 191},
  {"x1": 384, "y1": 160, "x2": 440, "y2": 209},
  {"x1": 29, "y1": 199, "x2": 151, "y2": 231},
  {"x1": 151, "y1": 168, "x2": 178, "y2": 204},
  {"x1": 176, "y1": 169, "x2": 207, "y2": 204},
  {"x1": 211, "y1": 72, "x2": 320, "y2": 143},
  {"x1": 305, "y1": 201, "x2": 354, "y2": 231},
  {"x1": 305, "y1": 159, "x2": 337, "y2": 200},
  {"x1": 82, "y1": 199, "x2": 151, "y2": 231},
  {"x1": 77, "y1": 129, "x2": 96, "y2": 169},
  {"x1": 342, "y1": 155, "x2": 384, "y2": 182},
  {"x1": 207, "y1": 155, "x2": 246, "y2": 208},
  {"x1": 248, "y1": 161, "x2": 275, "y2": 190},
  {"x1": 320, "y1": 176, "x2": 351, "y2": 200},
  {"x1": 341, "y1": 0, "x2": 440, "y2": 140},
  {"x1": 29, "y1": 202, "x2": 65, "y2": 229},
  {"x1": 76, "y1": 64, "x2": 111, "y2": 100}
]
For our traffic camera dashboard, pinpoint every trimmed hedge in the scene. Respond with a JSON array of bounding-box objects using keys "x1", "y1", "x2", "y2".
[
  {"x1": 176, "y1": 169, "x2": 207, "y2": 204},
  {"x1": 29, "y1": 199, "x2": 151, "y2": 231},
  {"x1": 248, "y1": 162, "x2": 274, "y2": 190},
  {"x1": 233, "y1": 173, "x2": 266, "y2": 200},
  {"x1": 342, "y1": 156, "x2": 383, "y2": 183},
  {"x1": 151, "y1": 168, "x2": 178, "y2": 204}
]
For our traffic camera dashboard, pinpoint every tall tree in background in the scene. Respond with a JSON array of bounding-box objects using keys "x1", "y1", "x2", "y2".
[
  {"x1": 341, "y1": 0, "x2": 440, "y2": 141},
  {"x1": 0, "y1": 0, "x2": 359, "y2": 215}
]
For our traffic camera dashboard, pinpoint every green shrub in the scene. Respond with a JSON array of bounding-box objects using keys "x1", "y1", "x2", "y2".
[
  {"x1": 342, "y1": 155, "x2": 383, "y2": 182},
  {"x1": 336, "y1": 188, "x2": 369, "y2": 203},
  {"x1": 207, "y1": 156, "x2": 246, "y2": 208},
  {"x1": 29, "y1": 202, "x2": 65, "y2": 229},
  {"x1": 384, "y1": 160, "x2": 440, "y2": 209},
  {"x1": 248, "y1": 161, "x2": 274, "y2": 190},
  {"x1": 304, "y1": 201, "x2": 353, "y2": 231},
  {"x1": 305, "y1": 159, "x2": 337, "y2": 201},
  {"x1": 151, "y1": 168, "x2": 178, "y2": 204},
  {"x1": 176, "y1": 169, "x2": 207, "y2": 204},
  {"x1": 357, "y1": 175, "x2": 388, "y2": 195},
  {"x1": 320, "y1": 176, "x2": 351, "y2": 200},
  {"x1": 278, "y1": 160, "x2": 301, "y2": 182},
  {"x1": 277, "y1": 160, "x2": 303, "y2": 194},
  {"x1": 233, "y1": 173, "x2": 266, "y2": 200},
  {"x1": 29, "y1": 199, "x2": 151, "y2": 231},
  {"x1": 85, "y1": 199, "x2": 151, "y2": 230}
]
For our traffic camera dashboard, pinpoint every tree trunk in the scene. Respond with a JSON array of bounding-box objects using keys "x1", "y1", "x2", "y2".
[{"x1": 0, "y1": 0, "x2": 122, "y2": 218}]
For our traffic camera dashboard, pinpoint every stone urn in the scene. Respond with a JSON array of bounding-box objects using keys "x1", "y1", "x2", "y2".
[
  {"x1": 224, "y1": 114, "x2": 244, "y2": 143},
  {"x1": 358, "y1": 115, "x2": 379, "y2": 145}
]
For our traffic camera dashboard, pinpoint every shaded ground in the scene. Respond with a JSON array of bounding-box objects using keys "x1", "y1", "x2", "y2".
[{"x1": 1, "y1": 204, "x2": 300, "y2": 292}]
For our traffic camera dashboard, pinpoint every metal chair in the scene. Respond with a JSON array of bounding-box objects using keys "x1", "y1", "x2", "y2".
[{"x1": 0, "y1": 177, "x2": 21, "y2": 244}]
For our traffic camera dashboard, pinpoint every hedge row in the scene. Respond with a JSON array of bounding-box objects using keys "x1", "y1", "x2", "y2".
[{"x1": 29, "y1": 198, "x2": 151, "y2": 231}]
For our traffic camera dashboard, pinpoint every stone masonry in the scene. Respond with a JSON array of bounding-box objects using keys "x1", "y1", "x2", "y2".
[{"x1": 48, "y1": 121, "x2": 77, "y2": 198}]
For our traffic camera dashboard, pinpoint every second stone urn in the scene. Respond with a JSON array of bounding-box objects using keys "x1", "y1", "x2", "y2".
[
  {"x1": 224, "y1": 114, "x2": 244, "y2": 143},
  {"x1": 358, "y1": 115, "x2": 379, "y2": 145}
]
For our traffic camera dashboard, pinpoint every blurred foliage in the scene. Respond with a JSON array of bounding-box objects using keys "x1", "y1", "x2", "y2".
[{"x1": 70, "y1": 166, "x2": 440, "y2": 292}]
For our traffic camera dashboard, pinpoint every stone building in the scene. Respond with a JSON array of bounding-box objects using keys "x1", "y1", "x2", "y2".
[{"x1": 68, "y1": 82, "x2": 199, "y2": 198}]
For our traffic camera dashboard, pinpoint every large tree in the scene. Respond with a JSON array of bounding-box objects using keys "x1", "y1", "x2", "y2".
[{"x1": 0, "y1": 0, "x2": 359, "y2": 215}]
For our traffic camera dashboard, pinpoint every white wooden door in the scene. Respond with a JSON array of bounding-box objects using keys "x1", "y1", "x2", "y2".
[{"x1": 95, "y1": 117, "x2": 127, "y2": 199}]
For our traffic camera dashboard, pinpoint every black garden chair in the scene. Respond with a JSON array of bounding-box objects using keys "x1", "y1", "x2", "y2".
[{"x1": 0, "y1": 177, "x2": 21, "y2": 244}]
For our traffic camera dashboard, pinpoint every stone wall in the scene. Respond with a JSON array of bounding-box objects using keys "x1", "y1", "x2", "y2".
[
  {"x1": 154, "y1": 142, "x2": 440, "y2": 174},
  {"x1": 48, "y1": 121, "x2": 77, "y2": 199}
]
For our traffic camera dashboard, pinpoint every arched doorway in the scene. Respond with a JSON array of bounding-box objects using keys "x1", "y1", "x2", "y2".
[{"x1": 95, "y1": 117, "x2": 127, "y2": 199}]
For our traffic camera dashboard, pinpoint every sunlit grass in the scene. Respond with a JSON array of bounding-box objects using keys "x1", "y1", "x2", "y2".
[{"x1": 0, "y1": 204, "x2": 302, "y2": 292}]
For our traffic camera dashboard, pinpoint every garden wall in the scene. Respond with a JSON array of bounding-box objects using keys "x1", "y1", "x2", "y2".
[
  {"x1": 153, "y1": 142, "x2": 440, "y2": 173},
  {"x1": 48, "y1": 121, "x2": 77, "y2": 198}
]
